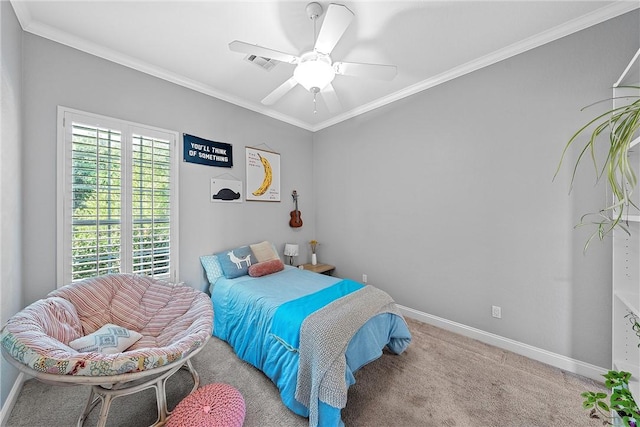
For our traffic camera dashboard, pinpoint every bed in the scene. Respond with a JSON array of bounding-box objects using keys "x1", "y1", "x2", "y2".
[{"x1": 201, "y1": 242, "x2": 411, "y2": 427}]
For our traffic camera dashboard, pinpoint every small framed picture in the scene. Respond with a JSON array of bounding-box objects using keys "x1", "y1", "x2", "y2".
[{"x1": 211, "y1": 178, "x2": 242, "y2": 203}]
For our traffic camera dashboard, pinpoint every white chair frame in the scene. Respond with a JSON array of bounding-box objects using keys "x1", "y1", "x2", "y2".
[{"x1": 2, "y1": 336, "x2": 209, "y2": 427}]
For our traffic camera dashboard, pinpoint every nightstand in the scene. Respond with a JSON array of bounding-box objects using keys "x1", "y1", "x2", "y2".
[{"x1": 299, "y1": 263, "x2": 335, "y2": 276}]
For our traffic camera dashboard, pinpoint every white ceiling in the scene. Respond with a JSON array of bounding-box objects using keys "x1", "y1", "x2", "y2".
[{"x1": 10, "y1": 1, "x2": 639, "y2": 131}]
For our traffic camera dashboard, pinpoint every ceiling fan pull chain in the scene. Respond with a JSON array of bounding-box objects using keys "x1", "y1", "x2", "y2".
[{"x1": 313, "y1": 92, "x2": 318, "y2": 114}]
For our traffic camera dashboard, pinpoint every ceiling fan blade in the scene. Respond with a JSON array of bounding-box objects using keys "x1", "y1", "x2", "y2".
[
  {"x1": 320, "y1": 83, "x2": 342, "y2": 113},
  {"x1": 314, "y1": 4, "x2": 354, "y2": 55},
  {"x1": 229, "y1": 40, "x2": 299, "y2": 64},
  {"x1": 334, "y1": 61, "x2": 397, "y2": 81},
  {"x1": 261, "y1": 76, "x2": 298, "y2": 105}
]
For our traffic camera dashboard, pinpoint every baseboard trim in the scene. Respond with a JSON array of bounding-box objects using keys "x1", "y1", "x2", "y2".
[
  {"x1": 0, "y1": 307, "x2": 607, "y2": 423},
  {"x1": 0, "y1": 372, "x2": 25, "y2": 425},
  {"x1": 398, "y1": 305, "x2": 607, "y2": 382}
]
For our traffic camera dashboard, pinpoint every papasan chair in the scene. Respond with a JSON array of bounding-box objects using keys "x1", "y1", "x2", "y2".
[{"x1": 1, "y1": 273, "x2": 213, "y2": 427}]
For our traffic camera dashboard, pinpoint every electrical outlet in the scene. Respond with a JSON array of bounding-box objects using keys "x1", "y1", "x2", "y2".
[
  {"x1": 362, "y1": 274, "x2": 367, "y2": 283},
  {"x1": 492, "y1": 305, "x2": 502, "y2": 319}
]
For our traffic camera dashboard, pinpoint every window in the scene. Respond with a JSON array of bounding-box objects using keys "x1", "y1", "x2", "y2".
[{"x1": 57, "y1": 108, "x2": 179, "y2": 285}]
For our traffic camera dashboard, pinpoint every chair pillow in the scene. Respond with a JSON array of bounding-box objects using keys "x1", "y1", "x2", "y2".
[
  {"x1": 69, "y1": 323, "x2": 142, "y2": 354},
  {"x1": 248, "y1": 259, "x2": 285, "y2": 277},
  {"x1": 216, "y1": 246, "x2": 255, "y2": 279},
  {"x1": 250, "y1": 241, "x2": 280, "y2": 262}
]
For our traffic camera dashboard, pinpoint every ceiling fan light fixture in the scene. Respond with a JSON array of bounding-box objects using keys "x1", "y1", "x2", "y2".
[
  {"x1": 231, "y1": 3, "x2": 394, "y2": 110},
  {"x1": 294, "y1": 52, "x2": 335, "y2": 92}
]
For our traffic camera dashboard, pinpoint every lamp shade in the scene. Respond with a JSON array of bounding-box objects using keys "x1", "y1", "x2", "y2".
[
  {"x1": 284, "y1": 244, "x2": 299, "y2": 257},
  {"x1": 293, "y1": 52, "x2": 335, "y2": 92}
]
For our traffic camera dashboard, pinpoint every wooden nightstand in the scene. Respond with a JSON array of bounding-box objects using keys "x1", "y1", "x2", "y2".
[{"x1": 299, "y1": 263, "x2": 335, "y2": 276}]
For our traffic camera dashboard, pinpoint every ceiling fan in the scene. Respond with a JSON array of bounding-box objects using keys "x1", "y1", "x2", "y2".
[{"x1": 229, "y1": 2, "x2": 397, "y2": 113}]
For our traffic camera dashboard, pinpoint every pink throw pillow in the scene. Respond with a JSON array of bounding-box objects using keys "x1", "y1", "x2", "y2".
[{"x1": 248, "y1": 259, "x2": 284, "y2": 277}]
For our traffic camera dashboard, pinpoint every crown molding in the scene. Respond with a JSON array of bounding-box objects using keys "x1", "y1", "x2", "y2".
[
  {"x1": 9, "y1": 0, "x2": 31, "y2": 29},
  {"x1": 311, "y1": 1, "x2": 640, "y2": 132},
  {"x1": 9, "y1": 3, "x2": 315, "y2": 132},
  {"x1": 10, "y1": 1, "x2": 639, "y2": 133}
]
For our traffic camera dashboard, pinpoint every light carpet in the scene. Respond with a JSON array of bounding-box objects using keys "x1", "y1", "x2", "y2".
[{"x1": 6, "y1": 318, "x2": 606, "y2": 426}]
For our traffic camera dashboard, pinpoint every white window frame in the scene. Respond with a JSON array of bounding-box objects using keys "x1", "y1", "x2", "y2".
[{"x1": 57, "y1": 106, "x2": 179, "y2": 286}]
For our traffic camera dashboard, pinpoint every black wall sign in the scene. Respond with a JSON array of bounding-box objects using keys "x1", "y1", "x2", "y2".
[{"x1": 183, "y1": 134, "x2": 233, "y2": 168}]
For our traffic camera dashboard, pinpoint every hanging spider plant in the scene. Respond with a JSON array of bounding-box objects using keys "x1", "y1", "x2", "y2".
[{"x1": 556, "y1": 86, "x2": 640, "y2": 251}]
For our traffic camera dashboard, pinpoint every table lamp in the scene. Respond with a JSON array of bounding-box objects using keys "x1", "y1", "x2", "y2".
[{"x1": 283, "y1": 244, "x2": 299, "y2": 266}]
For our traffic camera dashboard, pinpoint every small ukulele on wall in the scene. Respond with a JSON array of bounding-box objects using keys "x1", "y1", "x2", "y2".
[{"x1": 289, "y1": 190, "x2": 303, "y2": 228}]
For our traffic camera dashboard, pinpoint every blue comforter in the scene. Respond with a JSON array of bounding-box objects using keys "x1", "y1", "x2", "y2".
[{"x1": 211, "y1": 266, "x2": 411, "y2": 426}]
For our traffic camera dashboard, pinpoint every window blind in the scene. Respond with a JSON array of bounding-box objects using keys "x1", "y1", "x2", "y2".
[
  {"x1": 59, "y1": 109, "x2": 178, "y2": 284},
  {"x1": 131, "y1": 134, "x2": 172, "y2": 277},
  {"x1": 70, "y1": 123, "x2": 122, "y2": 280}
]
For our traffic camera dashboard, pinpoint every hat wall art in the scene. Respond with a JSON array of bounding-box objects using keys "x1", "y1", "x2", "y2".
[{"x1": 211, "y1": 178, "x2": 242, "y2": 203}]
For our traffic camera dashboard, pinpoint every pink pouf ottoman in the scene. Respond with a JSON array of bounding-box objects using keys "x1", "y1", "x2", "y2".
[{"x1": 167, "y1": 383, "x2": 245, "y2": 427}]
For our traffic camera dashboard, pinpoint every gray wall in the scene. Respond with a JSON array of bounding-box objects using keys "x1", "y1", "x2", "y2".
[
  {"x1": 20, "y1": 33, "x2": 315, "y2": 302},
  {"x1": 1, "y1": 0, "x2": 23, "y2": 409},
  {"x1": 313, "y1": 11, "x2": 639, "y2": 368}
]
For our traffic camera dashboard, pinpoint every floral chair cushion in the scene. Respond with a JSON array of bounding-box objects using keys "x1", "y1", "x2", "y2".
[{"x1": 1, "y1": 274, "x2": 213, "y2": 377}]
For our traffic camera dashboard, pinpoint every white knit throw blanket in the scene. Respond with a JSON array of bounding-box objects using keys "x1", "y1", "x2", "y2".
[{"x1": 294, "y1": 285, "x2": 402, "y2": 427}]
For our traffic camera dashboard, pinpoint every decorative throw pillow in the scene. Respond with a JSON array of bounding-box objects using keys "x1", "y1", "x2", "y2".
[
  {"x1": 250, "y1": 241, "x2": 280, "y2": 262},
  {"x1": 69, "y1": 323, "x2": 142, "y2": 354},
  {"x1": 200, "y1": 255, "x2": 223, "y2": 285},
  {"x1": 216, "y1": 246, "x2": 256, "y2": 279},
  {"x1": 248, "y1": 259, "x2": 285, "y2": 277}
]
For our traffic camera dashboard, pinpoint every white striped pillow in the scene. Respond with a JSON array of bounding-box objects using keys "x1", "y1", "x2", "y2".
[{"x1": 69, "y1": 323, "x2": 142, "y2": 354}]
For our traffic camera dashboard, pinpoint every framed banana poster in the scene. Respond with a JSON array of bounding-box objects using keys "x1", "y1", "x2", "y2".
[{"x1": 246, "y1": 147, "x2": 280, "y2": 201}]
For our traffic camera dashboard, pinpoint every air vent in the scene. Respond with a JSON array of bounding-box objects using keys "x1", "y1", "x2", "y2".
[{"x1": 244, "y1": 54, "x2": 278, "y2": 71}]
